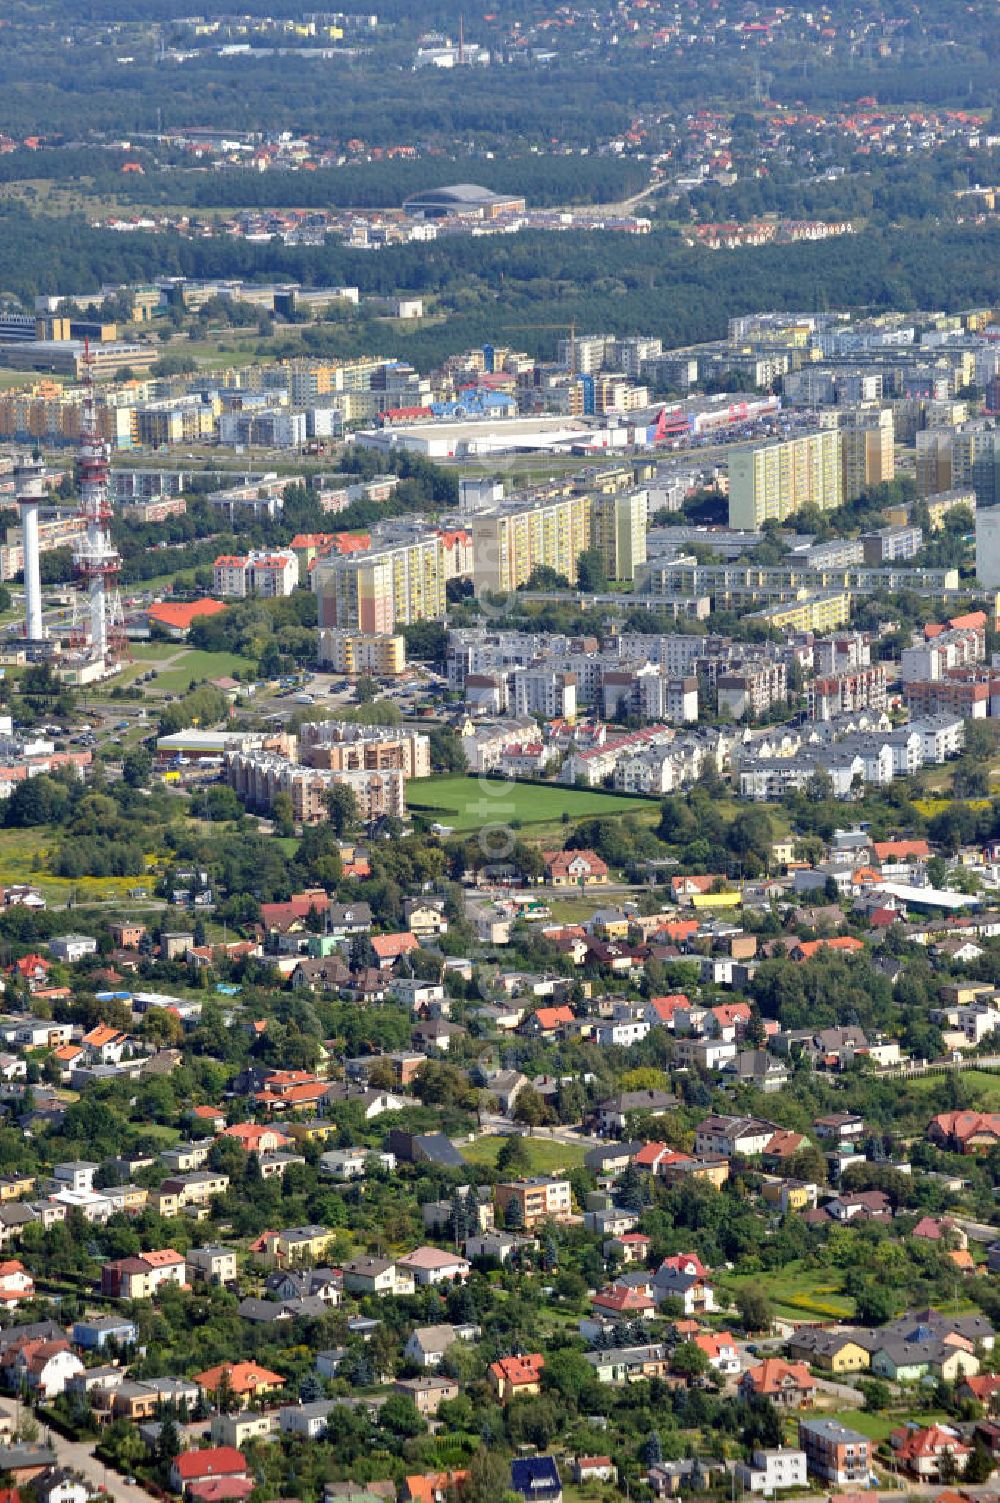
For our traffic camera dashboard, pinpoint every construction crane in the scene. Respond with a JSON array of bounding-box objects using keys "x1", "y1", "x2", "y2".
[{"x1": 501, "y1": 321, "x2": 578, "y2": 375}]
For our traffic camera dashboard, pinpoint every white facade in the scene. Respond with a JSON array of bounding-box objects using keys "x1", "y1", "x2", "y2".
[{"x1": 736, "y1": 1449, "x2": 808, "y2": 1493}]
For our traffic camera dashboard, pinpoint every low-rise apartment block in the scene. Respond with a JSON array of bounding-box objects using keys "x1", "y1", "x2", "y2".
[
  {"x1": 495, "y1": 1177, "x2": 573, "y2": 1229},
  {"x1": 213, "y1": 549, "x2": 300, "y2": 598},
  {"x1": 317, "y1": 628, "x2": 407, "y2": 677}
]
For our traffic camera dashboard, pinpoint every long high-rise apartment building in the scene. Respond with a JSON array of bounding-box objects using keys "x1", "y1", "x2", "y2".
[
  {"x1": 727, "y1": 429, "x2": 843, "y2": 529},
  {"x1": 472, "y1": 494, "x2": 591, "y2": 596},
  {"x1": 841, "y1": 409, "x2": 894, "y2": 501},
  {"x1": 314, "y1": 535, "x2": 446, "y2": 632},
  {"x1": 592, "y1": 490, "x2": 648, "y2": 581}
]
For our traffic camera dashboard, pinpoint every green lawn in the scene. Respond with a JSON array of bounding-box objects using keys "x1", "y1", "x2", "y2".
[
  {"x1": 130, "y1": 647, "x2": 257, "y2": 693},
  {"x1": 901, "y1": 1068, "x2": 1000, "y2": 1108},
  {"x1": 460, "y1": 1134, "x2": 588, "y2": 1174},
  {"x1": 825, "y1": 1408, "x2": 952, "y2": 1444},
  {"x1": 716, "y1": 1261, "x2": 854, "y2": 1323},
  {"x1": 407, "y1": 776, "x2": 657, "y2": 834}
]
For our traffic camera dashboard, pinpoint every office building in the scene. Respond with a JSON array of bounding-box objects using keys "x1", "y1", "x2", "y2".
[
  {"x1": 314, "y1": 536, "x2": 446, "y2": 631},
  {"x1": 591, "y1": 490, "x2": 648, "y2": 581},
  {"x1": 728, "y1": 430, "x2": 843, "y2": 529}
]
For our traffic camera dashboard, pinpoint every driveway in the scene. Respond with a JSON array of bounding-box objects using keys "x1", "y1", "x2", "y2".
[{"x1": 42, "y1": 1424, "x2": 158, "y2": 1503}]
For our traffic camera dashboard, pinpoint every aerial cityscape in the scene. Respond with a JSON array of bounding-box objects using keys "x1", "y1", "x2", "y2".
[{"x1": 0, "y1": 1, "x2": 999, "y2": 1502}]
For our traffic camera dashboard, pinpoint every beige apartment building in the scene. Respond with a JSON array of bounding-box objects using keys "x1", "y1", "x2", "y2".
[{"x1": 472, "y1": 494, "x2": 592, "y2": 595}]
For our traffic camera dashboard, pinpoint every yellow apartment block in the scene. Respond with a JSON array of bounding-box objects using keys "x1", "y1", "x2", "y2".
[{"x1": 728, "y1": 429, "x2": 843, "y2": 529}]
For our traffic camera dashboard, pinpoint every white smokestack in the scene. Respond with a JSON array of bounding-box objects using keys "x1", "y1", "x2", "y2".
[{"x1": 16, "y1": 458, "x2": 46, "y2": 643}]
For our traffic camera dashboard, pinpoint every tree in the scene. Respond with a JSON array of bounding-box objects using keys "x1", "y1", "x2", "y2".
[
  {"x1": 156, "y1": 1418, "x2": 182, "y2": 1464},
  {"x1": 853, "y1": 1282, "x2": 898, "y2": 1326},
  {"x1": 671, "y1": 1341, "x2": 710, "y2": 1381},
  {"x1": 460, "y1": 1446, "x2": 514, "y2": 1503},
  {"x1": 272, "y1": 790, "x2": 295, "y2": 838},
  {"x1": 122, "y1": 746, "x2": 152, "y2": 789},
  {"x1": 856, "y1": 1378, "x2": 891, "y2": 1412},
  {"x1": 576, "y1": 547, "x2": 607, "y2": 592},
  {"x1": 744, "y1": 1005, "x2": 767, "y2": 1049},
  {"x1": 643, "y1": 1431, "x2": 663, "y2": 1466},
  {"x1": 735, "y1": 1287, "x2": 773, "y2": 1334},
  {"x1": 964, "y1": 1438, "x2": 994, "y2": 1485},
  {"x1": 355, "y1": 674, "x2": 378, "y2": 703},
  {"x1": 379, "y1": 1392, "x2": 425, "y2": 1439},
  {"x1": 324, "y1": 783, "x2": 358, "y2": 836},
  {"x1": 504, "y1": 1196, "x2": 525, "y2": 1232},
  {"x1": 496, "y1": 1135, "x2": 531, "y2": 1177},
  {"x1": 512, "y1": 1086, "x2": 548, "y2": 1130}
]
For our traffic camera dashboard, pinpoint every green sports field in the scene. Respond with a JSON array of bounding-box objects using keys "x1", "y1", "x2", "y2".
[{"x1": 406, "y1": 775, "x2": 656, "y2": 833}]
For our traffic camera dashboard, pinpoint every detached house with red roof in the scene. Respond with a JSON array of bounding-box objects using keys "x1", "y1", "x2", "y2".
[
  {"x1": 101, "y1": 1249, "x2": 186, "y2": 1299},
  {"x1": 171, "y1": 1448, "x2": 249, "y2": 1498},
  {"x1": 2, "y1": 1338, "x2": 83, "y2": 1400},
  {"x1": 220, "y1": 1123, "x2": 290, "y2": 1155},
  {"x1": 740, "y1": 1359, "x2": 816, "y2": 1408},
  {"x1": 522, "y1": 1005, "x2": 576, "y2": 1040},
  {"x1": 929, "y1": 1111, "x2": 1000, "y2": 1154},
  {"x1": 890, "y1": 1424, "x2": 970, "y2": 1480},
  {"x1": 694, "y1": 1331, "x2": 740, "y2": 1375},
  {"x1": 193, "y1": 1361, "x2": 285, "y2": 1408},
  {"x1": 489, "y1": 1354, "x2": 545, "y2": 1403},
  {"x1": 371, "y1": 932, "x2": 420, "y2": 968},
  {"x1": 543, "y1": 850, "x2": 609, "y2": 886},
  {"x1": 592, "y1": 1283, "x2": 655, "y2": 1319}
]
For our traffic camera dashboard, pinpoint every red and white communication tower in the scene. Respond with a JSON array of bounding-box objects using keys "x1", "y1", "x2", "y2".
[{"x1": 72, "y1": 340, "x2": 123, "y2": 667}]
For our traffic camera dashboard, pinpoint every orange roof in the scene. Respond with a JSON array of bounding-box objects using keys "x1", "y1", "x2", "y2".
[
  {"x1": 652, "y1": 920, "x2": 700, "y2": 943},
  {"x1": 142, "y1": 1248, "x2": 184, "y2": 1267},
  {"x1": 330, "y1": 532, "x2": 371, "y2": 554},
  {"x1": 532, "y1": 1004, "x2": 575, "y2": 1030},
  {"x1": 194, "y1": 1361, "x2": 285, "y2": 1395},
  {"x1": 83, "y1": 1023, "x2": 124, "y2": 1048},
  {"x1": 948, "y1": 610, "x2": 987, "y2": 632},
  {"x1": 221, "y1": 1123, "x2": 290, "y2": 1149},
  {"x1": 873, "y1": 838, "x2": 930, "y2": 861},
  {"x1": 694, "y1": 1331, "x2": 735, "y2": 1359},
  {"x1": 795, "y1": 936, "x2": 864, "y2": 959},
  {"x1": 489, "y1": 1354, "x2": 544, "y2": 1386},
  {"x1": 670, "y1": 873, "x2": 718, "y2": 895},
  {"x1": 743, "y1": 1358, "x2": 815, "y2": 1396},
  {"x1": 404, "y1": 1474, "x2": 470, "y2": 1503},
  {"x1": 147, "y1": 598, "x2": 227, "y2": 630},
  {"x1": 543, "y1": 848, "x2": 609, "y2": 879},
  {"x1": 371, "y1": 932, "x2": 420, "y2": 960}
]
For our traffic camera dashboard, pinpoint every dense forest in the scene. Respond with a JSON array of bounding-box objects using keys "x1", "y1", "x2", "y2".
[
  {"x1": 0, "y1": 151, "x2": 650, "y2": 211},
  {"x1": 0, "y1": 0, "x2": 994, "y2": 146},
  {"x1": 1, "y1": 210, "x2": 999, "y2": 369}
]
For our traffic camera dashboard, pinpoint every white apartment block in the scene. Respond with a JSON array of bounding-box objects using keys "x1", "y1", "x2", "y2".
[
  {"x1": 512, "y1": 668, "x2": 578, "y2": 721},
  {"x1": 213, "y1": 549, "x2": 300, "y2": 598}
]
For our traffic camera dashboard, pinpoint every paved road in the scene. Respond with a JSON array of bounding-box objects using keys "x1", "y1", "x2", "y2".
[{"x1": 42, "y1": 1423, "x2": 156, "y2": 1503}]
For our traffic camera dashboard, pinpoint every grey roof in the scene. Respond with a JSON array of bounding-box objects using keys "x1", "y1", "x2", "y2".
[{"x1": 586, "y1": 1344, "x2": 669, "y2": 1366}]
